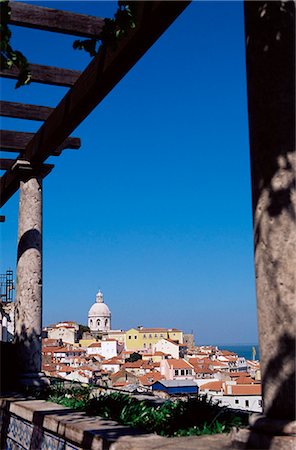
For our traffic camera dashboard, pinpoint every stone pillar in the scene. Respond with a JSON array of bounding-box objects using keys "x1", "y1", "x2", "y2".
[
  {"x1": 13, "y1": 161, "x2": 51, "y2": 388},
  {"x1": 244, "y1": 0, "x2": 295, "y2": 426}
]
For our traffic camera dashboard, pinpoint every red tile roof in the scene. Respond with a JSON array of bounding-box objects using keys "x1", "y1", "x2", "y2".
[
  {"x1": 230, "y1": 385, "x2": 262, "y2": 396},
  {"x1": 168, "y1": 359, "x2": 194, "y2": 369},
  {"x1": 200, "y1": 381, "x2": 223, "y2": 391},
  {"x1": 139, "y1": 372, "x2": 164, "y2": 386}
]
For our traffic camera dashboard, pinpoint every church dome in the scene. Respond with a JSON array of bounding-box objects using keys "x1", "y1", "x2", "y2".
[{"x1": 88, "y1": 290, "x2": 111, "y2": 333}]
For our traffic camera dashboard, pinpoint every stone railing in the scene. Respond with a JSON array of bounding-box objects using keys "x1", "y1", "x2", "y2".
[
  {"x1": 0, "y1": 395, "x2": 237, "y2": 450},
  {"x1": 1, "y1": 396, "x2": 295, "y2": 450}
]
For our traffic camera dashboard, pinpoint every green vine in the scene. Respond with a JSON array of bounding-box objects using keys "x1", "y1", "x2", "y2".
[
  {"x1": 73, "y1": 1, "x2": 136, "y2": 56},
  {"x1": 0, "y1": 0, "x2": 31, "y2": 88},
  {"x1": 0, "y1": 0, "x2": 136, "y2": 88}
]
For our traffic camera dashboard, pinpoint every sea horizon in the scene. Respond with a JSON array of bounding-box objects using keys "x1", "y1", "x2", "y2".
[{"x1": 199, "y1": 343, "x2": 260, "y2": 361}]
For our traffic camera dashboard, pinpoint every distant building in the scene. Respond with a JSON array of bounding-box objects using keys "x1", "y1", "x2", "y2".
[
  {"x1": 160, "y1": 358, "x2": 195, "y2": 380},
  {"x1": 152, "y1": 379, "x2": 198, "y2": 395},
  {"x1": 0, "y1": 302, "x2": 14, "y2": 342},
  {"x1": 45, "y1": 321, "x2": 79, "y2": 344},
  {"x1": 125, "y1": 327, "x2": 183, "y2": 352},
  {"x1": 183, "y1": 333, "x2": 195, "y2": 348},
  {"x1": 200, "y1": 380, "x2": 262, "y2": 413},
  {"x1": 88, "y1": 291, "x2": 111, "y2": 334},
  {"x1": 154, "y1": 338, "x2": 187, "y2": 359}
]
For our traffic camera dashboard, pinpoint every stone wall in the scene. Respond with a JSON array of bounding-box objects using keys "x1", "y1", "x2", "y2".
[
  {"x1": 0, "y1": 396, "x2": 234, "y2": 450},
  {"x1": 0, "y1": 396, "x2": 295, "y2": 449}
]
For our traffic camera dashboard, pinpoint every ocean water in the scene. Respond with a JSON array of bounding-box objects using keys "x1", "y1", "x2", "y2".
[{"x1": 218, "y1": 344, "x2": 260, "y2": 361}]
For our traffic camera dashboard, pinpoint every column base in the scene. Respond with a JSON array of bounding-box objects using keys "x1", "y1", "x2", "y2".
[{"x1": 231, "y1": 414, "x2": 296, "y2": 450}]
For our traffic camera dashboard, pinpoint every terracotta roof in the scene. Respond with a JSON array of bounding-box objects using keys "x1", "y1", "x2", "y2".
[
  {"x1": 228, "y1": 371, "x2": 249, "y2": 378},
  {"x1": 168, "y1": 359, "x2": 194, "y2": 369},
  {"x1": 42, "y1": 346, "x2": 68, "y2": 353},
  {"x1": 57, "y1": 366, "x2": 75, "y2": 373},
  {"x1": 123, "y1": 361, "x2": 144, "y2": 369},
  {"x1": 200, "y1": 381, "x2": 223, "y2": 391},
  {"x1": 88, "y1": 343, "x2": 101, "y2": 348},
  {"x1": 218, "y1": 350, "x2": 237, "y2": 356},
  {"x1": 113, "y1": 381, "x2": 128, "y2": 387},
  {"x1": 193, "y1": 366, "x2": 214, "y2": 374},
  {"x1": 102, "y1": 359, "x2": 121, "y2": 365},
  {"x1": 161, "y1": 338, "x2": 181, "y2": 345},
  {"x1": 139, "y1": 372, "x2": 164, "y2": 386},
  {"x1": 236, "y1": 376, "x2": 254, "y2": 384},
  {"x1": 209, "y1": 360, "x2": 228, "y2": 367},
  {"x1": 230, "y1": 385, "x2": 262, "y2": 396}
]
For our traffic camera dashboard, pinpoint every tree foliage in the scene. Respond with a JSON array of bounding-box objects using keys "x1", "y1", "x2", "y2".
[
  {"x1": 0, "y1": 0, "x2": 31, "y2": 88},
  {"x1": 0, "y1": 1, "x2": 136, "y2": 88}
]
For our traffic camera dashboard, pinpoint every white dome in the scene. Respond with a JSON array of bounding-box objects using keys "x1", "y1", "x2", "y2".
[
  {"x1": 88, "y1": 302, "x2": 111, "y2": 317},
  {"x1": 88, "y1": 290, "x2": 111, "y2": 332}
]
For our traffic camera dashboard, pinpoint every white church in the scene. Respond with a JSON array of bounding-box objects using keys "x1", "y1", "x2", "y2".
[{"x1": 88, "y1": 290, "x2": 111, "y2": 334}]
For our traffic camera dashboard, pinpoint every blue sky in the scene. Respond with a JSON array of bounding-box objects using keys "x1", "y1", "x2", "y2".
[{"x1": 0, "y1": 1, "x2": 258, "y2": 345}]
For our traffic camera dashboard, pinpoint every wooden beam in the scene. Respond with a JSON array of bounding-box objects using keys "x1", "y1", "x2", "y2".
[
  {"x1": 10, "y1": 2, "x2": 105, "y2": 38},
  {"x1": 0, "y1": 1, "x2": 190, "y2": 206},
  {"x1": 0, "y1": 64, "x2": 81, "y2": 87},
  {"x1": 0, "y1": 101, "x2": 53, "y2": 121},
  {"x1": 0, "y1": 159, "x2": 15, "y2": 170},
  {"x1": 0, "y1": 130, "x2": 81, "y2": 153}
]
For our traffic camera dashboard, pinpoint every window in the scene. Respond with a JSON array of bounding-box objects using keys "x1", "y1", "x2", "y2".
[
  {"x1": 258, "y1": 400, "x2": 262, "y2": 407},
  {"x1": 97, "y1": 319, "x2": 100, "y2": 326},
  {"x1": 160, "y1": 334, "x2": 163, "y2": 338},
  {"x1": 235, "y1": 399, "x2": 239, "y2": 404},
  {"x1": 134, "y1": 336, "x2": 137, "y2": 339},
  {"x1": 245, "y1": 400, "x2": 249, "y2": 407},
  {"x1": 143, "y1": 343, "x2": 146, "y2": 349},
  {"x1": 128, "y1": 336, "x2": 131, "y2": 340},
  {"x1": 149, "y1": 334, "x2": 152, "y2": 338},
  {"x1": 174, "y1": 370, "x2": 178, "y2": 376},
  {"x1": 155, "y1": 334, "x2": 158, "y2": 337},
  {"x1": 180, "y1": 370, "x2": 185, "y2": 375},
  {"x1": 143, "y1": 334, "x2": 146, "y2": 339},
  {"x1": 105, "y1": 319, "x2": 108, "y2": 326}
]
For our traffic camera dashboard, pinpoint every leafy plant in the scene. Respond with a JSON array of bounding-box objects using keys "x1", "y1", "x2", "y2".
[
  {"x1": 73, "y1": 1, "x2": 136, "y2": 57},
  {"x1": 0, "y1": 0, "x2": 31, "y2": 88},
  {"x1": 48, "y1": 386, "x2": 248, "y2": 437}
]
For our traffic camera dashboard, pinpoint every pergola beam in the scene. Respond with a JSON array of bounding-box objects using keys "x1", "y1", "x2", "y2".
[
  {"x1": 0, "y1": 1, "x2": 190, "y2": 206},
  {"x1": 0, "y1": 101, "x2": 54, "y2": 121},
  {"x1": 0, "y1": 130, "x2": 81, "y2": 153},
  {"x1": 0, "y1": 159, "x2": 15, "y2": 170},
  {"x1": 10, "y1": 2, "x2": 105, "y2": 38},
  {"x1": 0, "y1": 64, "x2": 81, "y2": 87}
]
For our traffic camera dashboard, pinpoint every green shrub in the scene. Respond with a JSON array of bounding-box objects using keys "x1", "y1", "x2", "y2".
[{"x1": 48, "y1": 386, "x2": 248, "y2": 437}]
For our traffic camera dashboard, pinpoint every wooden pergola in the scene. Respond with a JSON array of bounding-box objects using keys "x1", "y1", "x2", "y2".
[
  {"x1": 0, "y1": 0, "x2": 190, "y2": 389},
  {"x1": 0, "y1": 1, "x2": 190, "y2": 207},
  {"x1": 0, "y1": 1, "x2": 295, "y2": 446}
]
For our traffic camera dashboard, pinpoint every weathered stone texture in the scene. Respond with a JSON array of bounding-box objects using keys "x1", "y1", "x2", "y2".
[
  {"x1": 15, "y1": 177, "x2": 43, "y2": 378},
  {"x1": 244, "y1": 1, "x2": 295, "y2": 420}
]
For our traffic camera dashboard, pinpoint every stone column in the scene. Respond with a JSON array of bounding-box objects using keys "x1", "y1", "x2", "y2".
[
  {"x1": 243, "y1": 0, "x2": 295, "y2": 432},
  {"x1": 14, "y1": 161, "x2": 51, "y2": 388}
]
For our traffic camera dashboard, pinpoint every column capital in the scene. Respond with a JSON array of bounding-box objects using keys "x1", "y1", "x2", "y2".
[{"x1": 11, "y1": 159, "x2": 54, "y2": 182}]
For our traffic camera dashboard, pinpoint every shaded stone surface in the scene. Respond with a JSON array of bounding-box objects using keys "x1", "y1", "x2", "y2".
[
  {"x1": 14, "y1": 176, "x2": 45, "y2": 385},
  {"x1": 0, "y1": 397, "x2": 234, "y2": 450},
  {"x1": 244, "y1": 1, "x2": 295, "y2": 420},
  {"x1": 231, "y1": 427, "x2": 296, "y2": 450}
]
